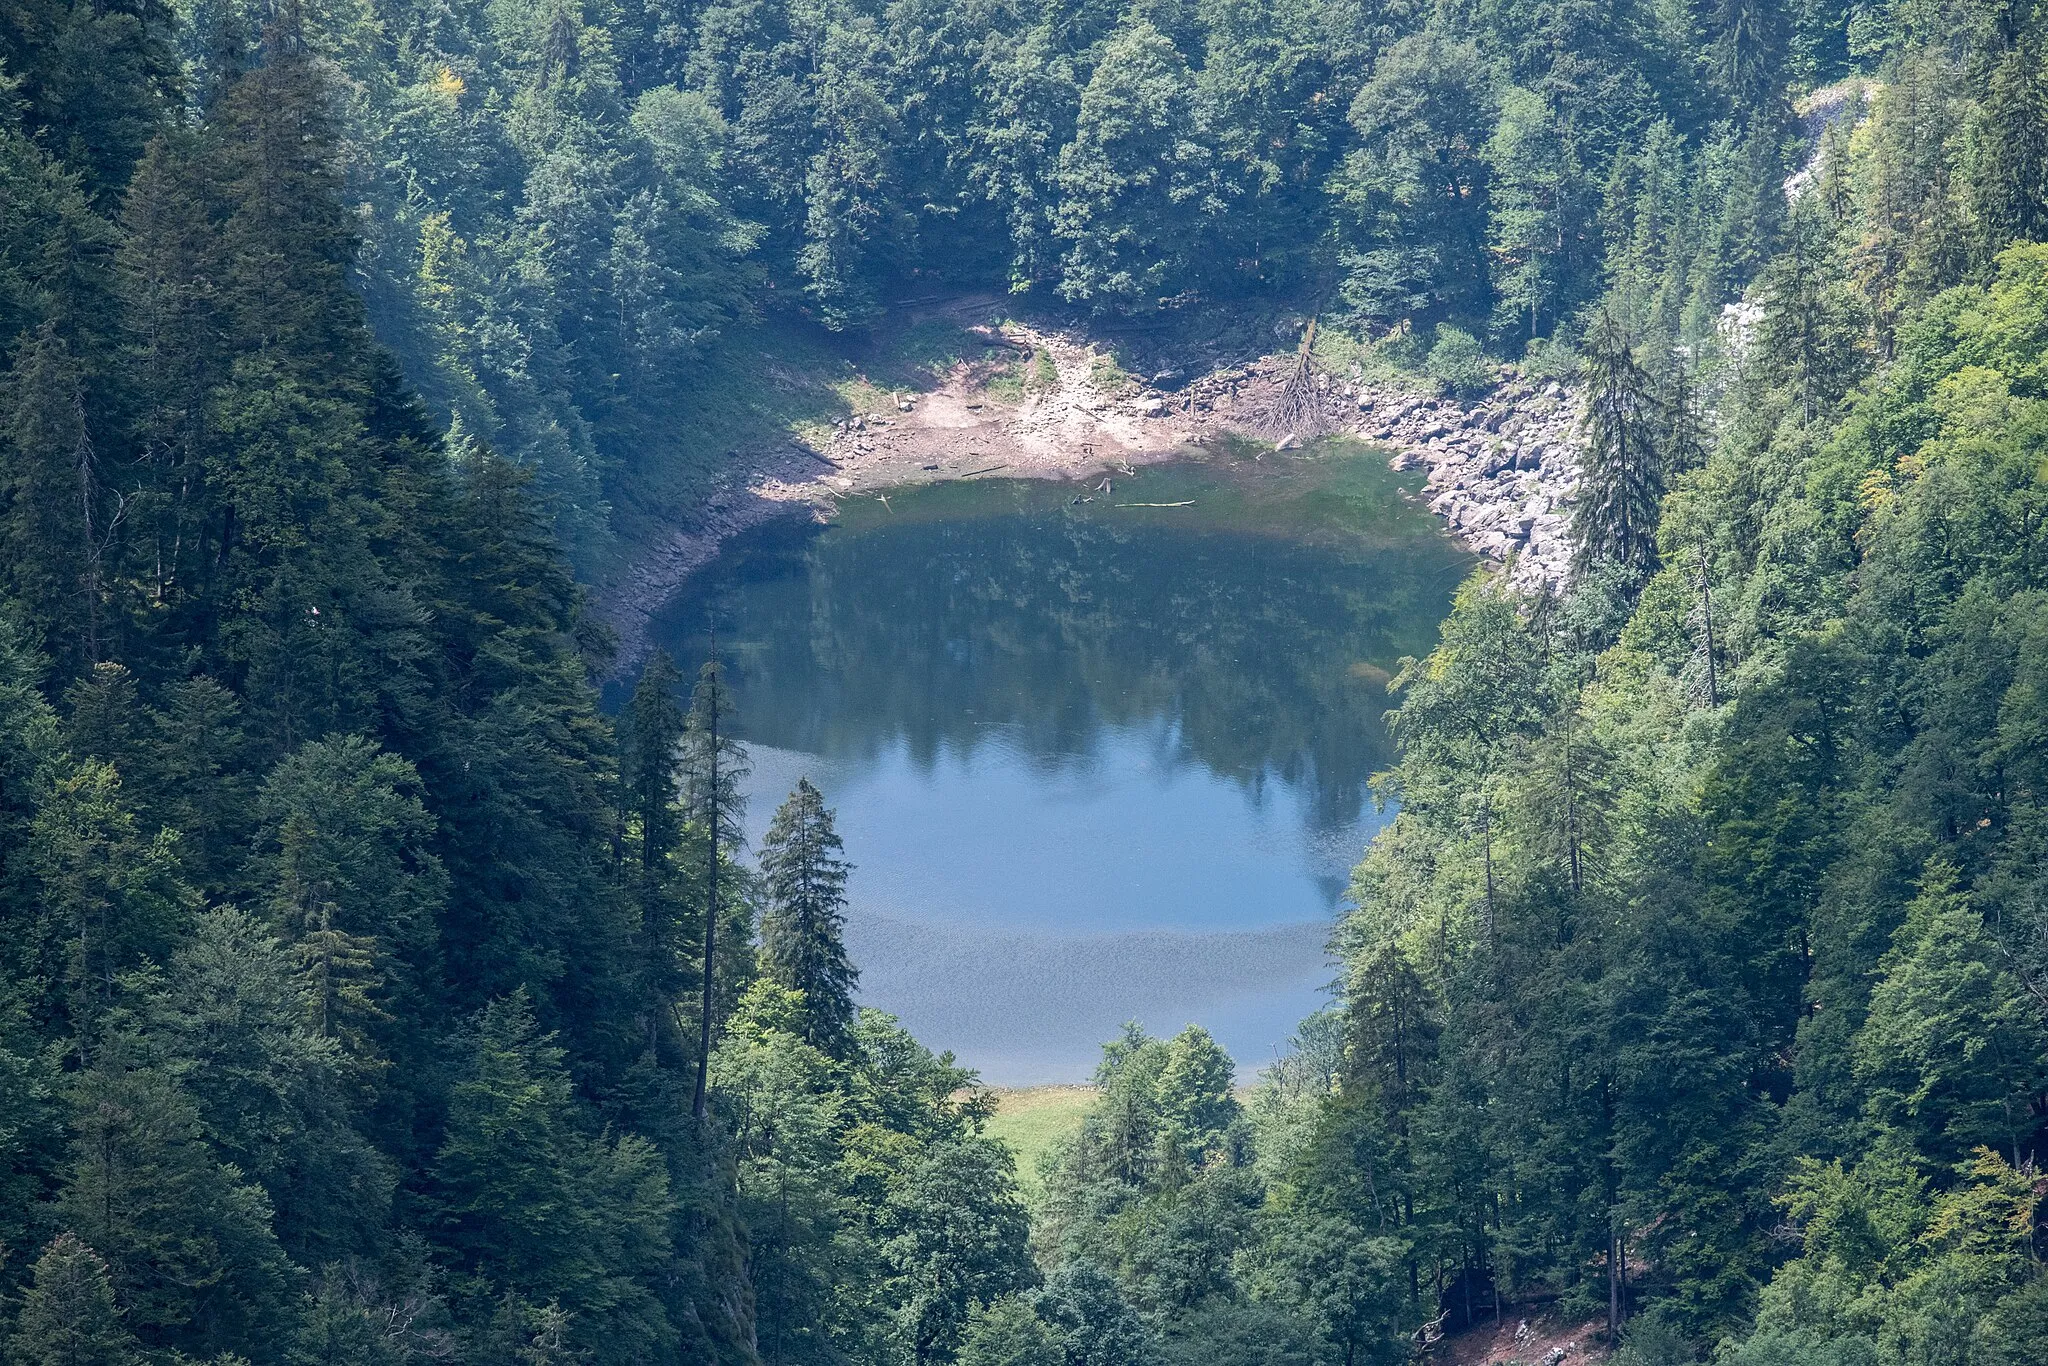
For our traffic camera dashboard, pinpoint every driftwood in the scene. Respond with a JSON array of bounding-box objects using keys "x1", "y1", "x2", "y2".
[
  {"x1": 1411, "y1": 1310, "x2": 1449, "y2": 1361},
  {"x1": 1261, "y1": 318, "x2": 1331, "y2": 440},
  {"x1": 962, "y1": 464, "x2": 1010, "y2": 477},
  {"x1": 1114, "y1": 501, "x2": 1195, "y2": 508}
]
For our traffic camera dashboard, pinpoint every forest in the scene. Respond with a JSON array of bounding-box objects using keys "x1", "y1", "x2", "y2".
[{"x1": 2, "y1": 0, "x2": 2048, "y2": 1362}]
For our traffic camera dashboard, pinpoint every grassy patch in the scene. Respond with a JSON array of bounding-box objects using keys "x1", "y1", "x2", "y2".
[
  {"x1": 1311, "y1": 320, "x2": 1434, "y2": 393},
  {"x1": 982, "y1": 1086, "x2": 1094, "y2": 1199},
  {"x1": 830, "y1": 372, "x2": 901, "y2": 420},
  {"x1": 597, "y1": 316, "x2": 851, "y2": 579},
  {"x1": 1088, "y1": 353, "x2": 1131, "y2": 394},
  {"x1": 597, "y1": 311, "x2": 1007, "y2": 581},
  {"x1": 863, "y1": 317, "x2": 986, "y2": 390},
  {"x1": 984, "y1": 360, "x2": 1026, "y2": 403}
]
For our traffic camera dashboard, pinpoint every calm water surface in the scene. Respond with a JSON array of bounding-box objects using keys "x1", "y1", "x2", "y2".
[{"x1": 639, "y1": 440, "x2": 1470, "y2": 1082}]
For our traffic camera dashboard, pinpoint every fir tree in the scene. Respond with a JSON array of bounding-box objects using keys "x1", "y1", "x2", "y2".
[
  {"x1": 7, "y1": 1233, "x2": 141, "y2": 1366},
  {"x1": 759, "y1": 778, "x2": 859, "y2": 1058},
  {"x1": 1570, "y1": 309, "x2": 1664, "y2": 587},
  {"x1": 680, "y1": 657, "x2": 749, "y2": 1119},
  {"x1": 624, "y1": 650, "x2": 687, "y2": 878}
]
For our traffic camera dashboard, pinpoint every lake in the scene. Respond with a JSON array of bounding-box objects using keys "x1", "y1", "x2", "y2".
[{"x1": 639, "y1": 440, "x2": 1471, "y2": 1083}]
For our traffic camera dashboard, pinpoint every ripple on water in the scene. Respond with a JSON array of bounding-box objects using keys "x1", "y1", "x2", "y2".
[
  {"x1": 643, "y1": 445, "x2": 1471, "y2": 1081},
  {"x1": 846, "y1": 914, "x2": 1335, "y2": 1085}
]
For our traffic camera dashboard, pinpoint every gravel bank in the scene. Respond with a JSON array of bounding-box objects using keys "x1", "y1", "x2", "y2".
[{"x1": 597, "y1": 325, "x2": 1585, "y2": 677}]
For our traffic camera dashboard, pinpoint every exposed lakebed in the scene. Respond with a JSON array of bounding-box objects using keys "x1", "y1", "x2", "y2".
[{"x1": 636, "y1": 440, "x2": 1472, "y2": 1082}]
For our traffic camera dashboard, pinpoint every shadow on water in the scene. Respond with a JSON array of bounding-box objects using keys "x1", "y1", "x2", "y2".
[{"x1": 634, "y1": 439, "x2": 1472, "y2": 1081}]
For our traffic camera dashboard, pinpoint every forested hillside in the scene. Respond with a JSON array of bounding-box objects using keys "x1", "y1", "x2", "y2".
[
  {"x1": 3, "y1": 0, "x2": 2048, "y2": 1363},
  {"x1": 180, "y1": 0, "x2": 1843, "y2": 571}
]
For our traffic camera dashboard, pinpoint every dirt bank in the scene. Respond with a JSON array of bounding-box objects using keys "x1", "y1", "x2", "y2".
[{"x1": 596, "y1": 304, "x2": 1583, "y2": 676}]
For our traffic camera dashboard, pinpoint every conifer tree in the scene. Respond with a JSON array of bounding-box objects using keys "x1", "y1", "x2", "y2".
[
  {"x1": 131, "y1": 907, "x2": 390, "y2": 1261},
  {"x1": 55, "y1": 1066, "x2": 297, "y2": 1358},
  {"x1": 759, "y1": 778, "x2": 858, "y2": 1057},
  {"x1": 253, "y1": 735, "x2": 446, "y2": 1031},
  {"x1": 432, "y1": 989, "x2": 676, "y2": 1364},
  {"x1": 1570, "y1": 310, "x2": 1664, "y2": 588},
  {"x1": 119, "y1": 130, "x2": 224, "y2": 618},
  {"x1": 1344, "y1": 940, "x2": 1438, "y2": 1132},
  {"x1": 0, "y1": 0, "x2": 179, "y2": 201},
  {"x1": 624, "y1": 651, "x2": 687, "y2": 878},
  {"x1": 1753, "y1": 208, "x2": 1869, "y2": 421},
  {"x1": 680, "y1": 658, "x2": 749, "y2": 1118},
  {"x1": 620, "y1": 650, "x2": 697, "y2": 1080},
  {"x1": 2, "y1": 323, "x2": 107, "y2": 668},
  {"x1": 1710, "y1": 0, "x2": 1789, "y2": 123},
  {"x1": 7, "y1": 1233, "x2": 141, "y2": 1366},
  {"x1": 1660, "y1": 358, "x2": 1708, "y2": 478},
  {"x1": 1967, "y1": 33, "x2": 2048, "y2": 255},
  {"x1": 29, "y1": 759, "x2": 186, "y2": 1054}
]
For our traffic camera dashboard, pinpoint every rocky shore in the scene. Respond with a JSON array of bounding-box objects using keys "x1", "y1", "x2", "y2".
[
  {"x1": 1183, "y1": 352, "x2": 1584, "y2": 594},
  {"x1": 1352, "y1": 380, "x2": 1582, "y2": 593},
  {"x1": 597, "y1": 321, "x2": 1585, "y2": 675}
]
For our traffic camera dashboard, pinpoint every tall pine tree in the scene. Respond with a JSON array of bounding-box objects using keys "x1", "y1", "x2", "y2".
[
  {"x1": 1570, "y1": 310, "x2": 1664, "y2": 587},
  {"x1": 760, "y1": 778, "x2": 859, "y2": 1058}
]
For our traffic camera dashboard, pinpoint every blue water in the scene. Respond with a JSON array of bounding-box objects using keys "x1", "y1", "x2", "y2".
[{"x1": 643, "y1": 446, "x2": 1468, "y2": 1081}]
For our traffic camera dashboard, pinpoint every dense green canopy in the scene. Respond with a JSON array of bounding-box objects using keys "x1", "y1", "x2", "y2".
[{"x1": 3, "y1": 0, "x2": 2048, "y2": 1361}]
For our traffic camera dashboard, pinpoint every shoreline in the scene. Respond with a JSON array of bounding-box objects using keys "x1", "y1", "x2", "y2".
[{"x1": 594, "y1": 322, "x2": 1583, "y2": 677}]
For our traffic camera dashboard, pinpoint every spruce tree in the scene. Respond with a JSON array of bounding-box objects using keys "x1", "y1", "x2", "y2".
[
  {"x1": 2, "y1": 323, "x2": 105, "y2": 668},
  {"x1": 620, "y1": 650, "x2": 696, "y2": 1082},
  {"x1": 1967, "y1": 34, "x2": 2048, "y2": 255},
  {"x1": 1570, "y1": 309, "x2": 1665, "y2": 588},
  {"x1": 431, "y1": 990, "x2": 677, "y2": 1365},
  {"x1": 119, "y1": 130, "x2": 225, "y2": 619},
  {"x1": 680, "y1": 658, "x2": 749, "y2": 1118},
  {"x1": 624, "y1": 650, "x2": 687, "y2": 878},
  {"x1": 7, "y1": 1233, "x2": 141, "y2": 1366},
  {"x1": 1660, "y1": 358, "x2": 1708, "y2": 478},
  {"x1": 55, "y1": 1067, "x2": 297, "y2": 1358},
  {"x1": 759, "y1": 778, "x2": 859, "y2": 1057},
  {"x1": 1344, "y1": 940, "x2": 1439, "y2": 1133},
  {"x1": 1753, "y1": 207, "x2": 1869, "y2": 420}
]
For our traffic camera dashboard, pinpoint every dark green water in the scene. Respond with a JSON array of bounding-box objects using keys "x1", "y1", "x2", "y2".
[{"x1": 642, "y1": 440, "x2": 1471, "y2": 1081}]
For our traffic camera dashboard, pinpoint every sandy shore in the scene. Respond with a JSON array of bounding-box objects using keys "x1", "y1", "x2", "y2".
[
  {"x1": 596, "y1": 312, "x2": 1230, "y2": 676},
  {"x1": 595, "y1": 307, "x2": 1584, "y2": 676}
]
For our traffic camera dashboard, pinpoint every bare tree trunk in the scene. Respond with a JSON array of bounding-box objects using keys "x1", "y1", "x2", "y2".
[
  {"x1": 1564, "y1": 714, "x2": 1582, "y2": 896},
  {"x1": 1481, "y1": 791, "x2": 1497, "y2": 940},
  {"x1": 1609, "y1": 1227, "x2": 1620, "y2": 1340},
  {"x1": 1698, "y1": 542, "x2": 1719, "y2": 708},
  {"x1": 693, "y1": 671, "x2": 720, "y2": 1122}
]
